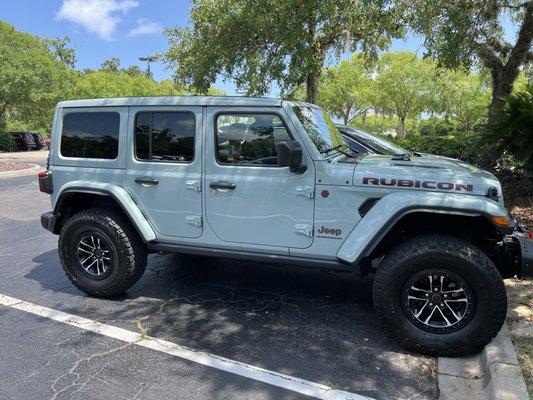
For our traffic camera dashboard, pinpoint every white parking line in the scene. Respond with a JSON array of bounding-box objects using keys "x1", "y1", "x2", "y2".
[{"x1": 0, "y1": 294, "x2": 372, "y2": 400}]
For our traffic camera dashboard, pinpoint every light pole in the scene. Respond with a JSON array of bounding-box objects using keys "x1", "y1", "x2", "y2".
[{"x1": 139, "y1": 55, "x2": 157, "y2": 79}]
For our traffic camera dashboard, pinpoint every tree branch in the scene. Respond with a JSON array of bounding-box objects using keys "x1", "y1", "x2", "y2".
[{"x1": 504, "y1": 0, "x2": 533, "y2": 75}]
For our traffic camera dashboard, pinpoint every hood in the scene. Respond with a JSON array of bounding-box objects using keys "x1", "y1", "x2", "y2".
[{"x1": 352, "y1": 154, "x2": 502, "y2": 200}]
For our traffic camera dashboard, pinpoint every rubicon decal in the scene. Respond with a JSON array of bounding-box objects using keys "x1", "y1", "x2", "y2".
[{"x1": 362, "y1": 177, "x2": 473, "y2": 192}]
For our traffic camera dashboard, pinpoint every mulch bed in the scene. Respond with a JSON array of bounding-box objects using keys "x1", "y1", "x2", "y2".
[
  {"x1": 494, "y1": 168, "x2": 533, "y2": 227},
  {"x1": 0, "y1": 161, "x2": 35, "y2": 173}
]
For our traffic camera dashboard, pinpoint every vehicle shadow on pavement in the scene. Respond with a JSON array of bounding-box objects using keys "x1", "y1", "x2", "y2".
[{"x1": 26, "y1": 251, "x2": 437, "y2": 400}]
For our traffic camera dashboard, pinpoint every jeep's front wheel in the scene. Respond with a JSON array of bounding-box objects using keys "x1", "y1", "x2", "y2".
[
  {"x1": 373, "y1": 234, "x2": 507, "y2": 356},
  {"x1": 59, "y1": 208, "x2": 147, "y2": 298}
]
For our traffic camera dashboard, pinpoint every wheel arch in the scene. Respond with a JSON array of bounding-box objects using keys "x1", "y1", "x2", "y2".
[
  {"x1": 52, "y1": 183, "x2": 156, "y2": 243},
  {"x1": 337, "y1": 191, "x2": 517, "y2": 277}
]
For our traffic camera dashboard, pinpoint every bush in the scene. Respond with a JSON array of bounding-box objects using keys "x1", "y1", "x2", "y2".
[
  {"x1": 387, "y1": 133, "x2": 482, "y2": 165},
  {"x1": 0, "y1": 132, "x2": 14, "y2": 152},
  {"x1": 417, "y1": 118, "x2": 457, "y2": 136},
  {"x1": 481, "y1": 84, "x2": 533, "y2": 174}
]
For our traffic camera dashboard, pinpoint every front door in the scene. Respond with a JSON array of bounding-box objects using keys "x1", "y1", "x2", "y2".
[
  {"x1": 204, "y1": 107, "x2": 315, "y2": 248},
  {"x1": 126, "y1": 106, "x2": 203, "y2": 238}
]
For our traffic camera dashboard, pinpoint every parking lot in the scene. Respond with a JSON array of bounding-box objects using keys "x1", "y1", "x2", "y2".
[{"x1": 0, "y1": 152, "x2": 436, "y2": 400}]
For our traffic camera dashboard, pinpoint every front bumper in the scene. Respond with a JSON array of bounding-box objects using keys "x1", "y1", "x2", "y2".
[{"x1": 514, "y1": 224, "x2": 533, "y2": 278}]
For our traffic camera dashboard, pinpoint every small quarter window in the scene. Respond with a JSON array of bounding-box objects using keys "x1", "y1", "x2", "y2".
[
  {"x1": 215, "y1": 113, "x2": 291, "y2": 166},
  {"x1": 61, "y1": 112, "x2": 119, "y2": 159},
  {"x1": 135, "y1": 112, "x2": 195, "y2": 162}
]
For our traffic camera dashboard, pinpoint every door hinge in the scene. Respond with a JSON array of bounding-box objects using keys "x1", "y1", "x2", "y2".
[
  {"x1": 295, "y1": 186, "x2": 314, "y2": 199},
  {"x1": 185, "y1": 180, "x2": 201, "y2": 192},
  {"x1": 186, "y1": 215, "x2": 202, "y2": 228},
  {"x1": 294, "y1": 224, "x2": 313, "y2": 237}
]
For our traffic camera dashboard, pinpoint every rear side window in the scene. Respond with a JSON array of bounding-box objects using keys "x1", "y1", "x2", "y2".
[
  {"x1": 61, "y1": 112, "x2": 120, "y2": 159},
  {"x1": 215, "y1": 113, "x2": 291, "y2": 166},
  {"x1": 135, "y1": 112, "x2": 195, "y2": 162}
]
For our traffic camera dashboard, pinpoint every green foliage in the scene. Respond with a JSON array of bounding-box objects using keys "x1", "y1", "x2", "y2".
[
  {"x1": 406, "y1": 0, "x2": 533, "y2": 119},
  {"x1": 164, "y1": 0, "x2": 404, "y2": 102},
  {"x1": 389, "y1": 133, "x2": 481, "y2": 164},
  {"x1": 0, "y1": 131, "x2": 14, "y2": 151},
  {"x1": 351, "y1": 114, "x2": 418, "y2": 135},
  {"x1": 0, "y1": 20, "x2": 76, "y2": 133},
  {"x1": 318, "y1": 54, "x2": 374, "y2": 124},
  {"x1": 481, "y1": 84, "x2": 533, "y2": 172},
  {"x1": 374, "y1": 52, "x2": 437, "y2": 136}
]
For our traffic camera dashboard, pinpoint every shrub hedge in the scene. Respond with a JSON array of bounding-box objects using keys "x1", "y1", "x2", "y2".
[
  {"x1": 387, "y1": 133, "x2": 482, "y2": 165},
  {"x1": 0, "y1": 132, "x2": 15, "y2": 152}
]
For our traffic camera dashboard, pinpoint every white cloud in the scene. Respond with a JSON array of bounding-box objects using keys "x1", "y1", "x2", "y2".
[
  {"x1": 127, "y1": 19, "x2": 162, "y2": 37},
  {"x1": 56, "y1": 0, "x2": 139, "y2": 40}
]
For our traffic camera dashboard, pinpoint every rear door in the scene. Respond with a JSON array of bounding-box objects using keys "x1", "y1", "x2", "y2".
[
  {"x1": 204, "y1": 107, "x2": 315, "y2": 248},
  {"x1": 126, "y1": 106, "x2": 203, "y2": 238}
]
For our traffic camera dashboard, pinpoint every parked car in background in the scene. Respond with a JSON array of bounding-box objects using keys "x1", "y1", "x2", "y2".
[
  {"x1": 10, "y1": 132, "x2": 36, "y2": 151},
  {"x1": 336, "y1": 125, "x2": 408, "y2": 156},
  {"x1": 31, "y1": 133, "x2": 45, "y2": 150}
]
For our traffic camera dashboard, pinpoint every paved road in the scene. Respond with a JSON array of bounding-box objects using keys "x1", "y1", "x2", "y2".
[{"x1": 0, "y1": 156, "x2": 437, "y2": 399}]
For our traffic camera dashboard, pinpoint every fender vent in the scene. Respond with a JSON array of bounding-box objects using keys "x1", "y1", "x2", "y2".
[{"x1": 358, "y1": 198, "x2": 380, "y2": 217}]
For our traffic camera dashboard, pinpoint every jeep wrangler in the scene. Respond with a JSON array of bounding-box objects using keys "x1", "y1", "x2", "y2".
[{"x1": 39, "y1": 96, "x2": 532, "y2": 356}]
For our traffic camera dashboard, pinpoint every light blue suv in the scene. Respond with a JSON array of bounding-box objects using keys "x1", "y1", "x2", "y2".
[{"x1": 39, "y1": 96, "x2": 532, "y2": 356}]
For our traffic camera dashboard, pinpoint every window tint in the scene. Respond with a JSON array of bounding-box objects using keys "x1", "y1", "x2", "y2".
[
  {"x1": 216, "y1": 114, "x2": 291, "y2": 166},
  {"x1": 135, "y1": 112, "x2": 195, "y2": 162},
  {"x1": 61, "y1": 112, "x2": 119, "y2": 159}
]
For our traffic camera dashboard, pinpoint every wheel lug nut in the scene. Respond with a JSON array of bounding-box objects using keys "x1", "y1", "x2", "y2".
[
  {"x1": 440, "y1": 303, "x2": 444, "y2": 307},
  {"x1": 425, "y1": 293, "x2": 429, "y2": 297},
  {"x1": 434, "y1": 288, "x2": 438, "y2": 291},
  {"x1": 429, "y1": 303, "x2": 433, "y2": 306},
  {"x1": 444, "y1": 294, "x2": 448, "y2": 298}
]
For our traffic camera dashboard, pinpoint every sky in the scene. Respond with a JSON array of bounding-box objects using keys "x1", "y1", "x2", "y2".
[{"x1": 0, "y1": 0, "x2": 517, "y2": 96}]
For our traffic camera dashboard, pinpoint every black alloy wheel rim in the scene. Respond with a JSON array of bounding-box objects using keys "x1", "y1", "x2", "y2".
[
  {"x1": 401, "y1": 269, "x2": 475, "y2": 334},
  {"x1": 75, "y1": 231, "x2": 115, "y2": 280}
]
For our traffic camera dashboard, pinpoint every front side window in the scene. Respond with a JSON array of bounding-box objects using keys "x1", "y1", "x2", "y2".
[
  {"x1": 216, "y1": 113, "x2": 291, "y2": 166},
  {"x1": 61, "y1": 112, "x2": 119, "y2": 159},
  {"x1": 135, "y1": 112, "x2": 195, "y2": 162}
]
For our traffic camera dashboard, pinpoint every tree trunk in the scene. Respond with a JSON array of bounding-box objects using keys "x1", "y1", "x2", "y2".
[
  {"x1": 306, "y1": 73, "x2": 319, "y2": 104},
  {"x1": 398, "y1": 115, "x2": 406, "y2": 138},
  {"x1": 487, "y1": 76, "x2": 514, "y2": 123}
]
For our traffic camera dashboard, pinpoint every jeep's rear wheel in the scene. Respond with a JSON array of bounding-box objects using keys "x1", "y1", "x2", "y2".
[
  {"x1": 59, "y1": 208, "x2": 147, "y2": 298},
  {"x1": 373, "y1": 234, "x2": 507, "y2": 356}
]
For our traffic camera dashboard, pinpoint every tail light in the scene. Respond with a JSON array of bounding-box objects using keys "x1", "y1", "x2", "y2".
[{"x1": 38, "y1": 170, "x2": 53, "y2": 194}]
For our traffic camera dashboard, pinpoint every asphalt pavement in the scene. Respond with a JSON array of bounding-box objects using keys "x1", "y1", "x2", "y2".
[{"x1": 0, "y1": 152, "x2": 437, "y2": 400}]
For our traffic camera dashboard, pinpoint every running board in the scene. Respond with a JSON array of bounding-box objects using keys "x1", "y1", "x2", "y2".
[{"x1": 147, "y1": 243, "x2": 354, "y2": 272}]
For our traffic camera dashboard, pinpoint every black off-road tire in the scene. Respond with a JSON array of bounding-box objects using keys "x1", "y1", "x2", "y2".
[
  {"x1": 373, "y1": 234, "x2": 507, "y2": 356},
  {"x1": 59, "y1": 208, "x2": 147, "y2": 298}
]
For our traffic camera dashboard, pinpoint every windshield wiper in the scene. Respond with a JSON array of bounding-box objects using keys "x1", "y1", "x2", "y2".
[{"x1": 320, "y1": 144, "x2": 356, "y2": 158}]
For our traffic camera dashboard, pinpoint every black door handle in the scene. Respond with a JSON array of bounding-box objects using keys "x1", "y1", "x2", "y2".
[
  {"x1": 135, "y1": 177, "x2": 159, "y2": 186},
  {"x1": 210, "y1": 181, "x2": 236, "y2": 190}
]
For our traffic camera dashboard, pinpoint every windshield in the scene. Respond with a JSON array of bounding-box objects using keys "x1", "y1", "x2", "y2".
[
  {"x1": 341, "y1": 127, "x2": 407, "y2": 155},
  {"x1": 293, "y1": 106, "x2": 346, "y2": 155}
]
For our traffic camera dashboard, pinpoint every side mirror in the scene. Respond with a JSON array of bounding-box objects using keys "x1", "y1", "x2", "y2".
[{"x1": 276, "y1": 140, "x2": 306, "y2": 173}]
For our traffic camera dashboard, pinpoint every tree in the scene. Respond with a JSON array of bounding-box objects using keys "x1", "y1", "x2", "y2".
[
  {"x1": 433, "y1": 69, "x2": 490, "y2": 132},
  {"x1": 407, "y1": 0, "x2": 533, "y2": 118},
  {"x1": 48, "y1": 36, "x2": 76, "y2": 68},
  {"x1": 0, "y1": 21, "x2": 75, "y2": 132},
  {"x1": 374, "y1": 52, "x2": 437, "y2": 137},
  {"x1": 164, "y1": 0, "x2": 404, "y2": 104},
  {"x1": 318, "y1": 54, "x2": 373, "y2": 125},
  {"x1": 100, "y1": 57, "x2": 122, "y2": 73}
]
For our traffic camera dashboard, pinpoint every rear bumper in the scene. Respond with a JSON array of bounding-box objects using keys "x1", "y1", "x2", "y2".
[
  {"x1": 514, "y1": 224, "x2": 533, "y2": 278},
  {"x1": 41, "y1": 211, "x2": 58, "y2": 234}
]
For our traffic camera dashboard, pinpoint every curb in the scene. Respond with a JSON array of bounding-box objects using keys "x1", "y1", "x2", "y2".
[
  {"x1": 437, "y1": 324, "x2": 528, "y2": 399},
  {"x1": 0, "y1": 163, "x2": 42, "y2": 179}
]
